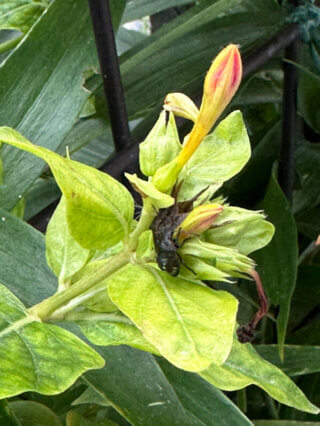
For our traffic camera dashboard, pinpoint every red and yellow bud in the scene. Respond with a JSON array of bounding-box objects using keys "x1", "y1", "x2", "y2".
[
  {"x1": 164, "y1": 93, "x2": 199, "y2": 122},
  {"x1": 152, "y1": 44, "x2": 242, "y2": 193},
  {"x1": 177, "y1": 203, "x2": 224, "y2": 241},
  {"x1": 177, "y1": 44, "x2": 242, "y2": 167},
  {"x1": 316, "y1": 234, "x2": 320, "y2": 246}
]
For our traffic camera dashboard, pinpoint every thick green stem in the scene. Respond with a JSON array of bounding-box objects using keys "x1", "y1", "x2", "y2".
[
  {"x1": 128, "y1": 198, "x2": 156, "y2": 250},
  {"x1": 29, "y1": 198, "x2": 157, "y2": 322},
  {"x1": 29, "y1": 250, "x2": 130, "y2": 321}
]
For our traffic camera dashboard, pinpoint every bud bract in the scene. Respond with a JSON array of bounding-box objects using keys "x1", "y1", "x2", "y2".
[{"x1": 164, "y1": 93, "x2": 199, "y2": 122}]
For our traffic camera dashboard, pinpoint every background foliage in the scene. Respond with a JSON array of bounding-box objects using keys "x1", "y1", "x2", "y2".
[{"x1": 0, "y1": 0, "x2": 320, "y2": 425}]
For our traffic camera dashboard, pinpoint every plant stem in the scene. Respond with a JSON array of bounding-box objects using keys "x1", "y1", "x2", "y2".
[
  {"x1": 129, "y1": 198, "x2": 156, "y2": 249},
  {"x1": 29, "y1": 250, "x2": 130, "y2": 321},
  {"x1": 29, "y1": 198, "x2": 156, "y2": 321}
]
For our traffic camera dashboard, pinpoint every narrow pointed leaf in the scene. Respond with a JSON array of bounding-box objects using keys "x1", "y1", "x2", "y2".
[
  {"x1": 253, "y1": 173, "x2": 298, "y2": 358},
  {"x1": 201, "y1": 339, "x2": 319, "y2": 414}
]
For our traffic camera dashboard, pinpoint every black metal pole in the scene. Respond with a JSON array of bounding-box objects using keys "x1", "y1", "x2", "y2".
[
  {"x1": 278, "y1": 33, "x2": 300, "y2": 203},
  {"x1": 242, "y1": 23, "x2": 300, "y2": 78},
  {"x1": 88, "y1": 0, "x2": 131, "y2": 151}
]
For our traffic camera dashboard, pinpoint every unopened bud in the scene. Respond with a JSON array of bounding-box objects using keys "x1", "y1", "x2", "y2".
[
  {"x1": 164, "y1": 93, "x2": 199, "y2": 122},
  {"x1": 178, "y1": 203, "x2": 224, "y2": 240},
  {"x1": 177, "y1": 44, "x2": 242, "y2": 166}
]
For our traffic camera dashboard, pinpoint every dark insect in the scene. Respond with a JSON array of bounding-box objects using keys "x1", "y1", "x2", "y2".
[{"x1": 151, "y1": 182, "x2": 206, "y2": 276}]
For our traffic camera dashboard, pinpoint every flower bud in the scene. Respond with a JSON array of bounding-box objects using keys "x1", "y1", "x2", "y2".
[
  {"x1": 152, "y1": 45, "x2": 242, "y2": 193},
  {"x1": 178, "y1": 203, "x2": 224, "y2": 241},
  {"x1": 177, "y1": 44, "x2": 242, "y2": 166},
  {"x1": 164, "y1": 93, "x2": 199, "y2": 122}
]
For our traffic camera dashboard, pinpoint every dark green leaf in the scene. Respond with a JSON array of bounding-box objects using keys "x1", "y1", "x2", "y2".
[
  {"x1": 0, "y1": 0, "x2": 125, "y2": 212},
  {"x1": 123, "y1": 0, "x2": 196, "y2": 22},
  {"x1": 256, "y1": 345, "x2": 320, "y2": 377},
  {"x1": 9, "y1": 400, "x2": 62, "y2": 426},
  {"x1": 0, "y1": 207, "x2": 56, "y2": 307},
  {"x1": 253, "y1": 172, "x2": 298, "y2": 358},
  {"x1": 157, "y1": 358, "x2": 253, "y2": 425}
]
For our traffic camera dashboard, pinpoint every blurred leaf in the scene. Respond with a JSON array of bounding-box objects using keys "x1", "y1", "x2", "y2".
[
  {"x1": 201, "y1": 338, "x2": 319, "y2": 414},
  {"x1": 0, "y1": 0, "x2": 125, "y2": 212},
  {"x1": 24, "y1": 177, "x2": 60, "y2": 221},
  {"x1": 0, "y1": 1, "x2": 48, "y2": 33},
  {"x1": 72, "y1": 385, "x2": 111, "y2": 407},
  {"x1": 122, "y1": 0, "x2": 196, "y2": 22},
  {"x1": 288, "y1": 320, "x2": 320, "y2": 346},
  {"x1": 0, "y1": 207, "x2": 56, "y2": 307},
  {"x1": 225, "y1": 121, "x2": 281, "y2": 205},
  {"x1": 0, "y1": 284, "x2": 104, "y2": 399},
  {"x1": 9, "y1": 400, "x2": 62, "y2": 426},
  {"x1": 0, "y1": 399, "x2": 20, "y2": 426},
  {"x1": 296, "y1": 206, "x2": 320, "y2": 240},
  {"x1": 293, "y1": 143, "x2": 320, "y2": 215},
  {"x1": 253, "y1": 172, "x2": 298, "y2": 358},
  {"x1": 256, "y1": 345, "x2": 320, "y2": 376},
  {"x1": 288, "y1": 265, "x2": 320, "y2": 330},
  {"x1": 66, "y1": 410, "x2": 118, "y2": 426},
  {"x1": 254, "y1": 421, "x2": 320, "y2": 425},
  {"x1": 0, "y1": 127, "x2": 134, "y2": 250},
  {"x1": 108, "y1": 264, "x2": 238, "y2": 371},
  {"x1": 298, "y1": 64, "x2": 320, "y2": 134}
]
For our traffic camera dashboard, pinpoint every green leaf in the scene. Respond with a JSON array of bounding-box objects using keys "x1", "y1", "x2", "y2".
[
  {"x1": 178, "y1": 111, "x2": 251, "y2": 200},
  {"x1": 253, "y1": 172, "x2": 298, "y2": 358},
  {"x1": 0, "y1": 1, "x2": 48, "y2": 33},
  {"x1": 72, "y1": 385, "x2": 111, "y2": 407},
  {"x1": 9, "y1": 400, "x2": 62, "y2": 426},
  {"x1": 205, "y1": 206, "x2": 275, "y2": 255},
  {"x1": 157, "y1": 358, "x2": 253, "y2": 425},
  {"x1": 108, "y1": 264, "x2": 238, "y2": 371},
  {"x1": 0, "y1": 127, "x2": 134, "y2": 250},
  {"x1": 0, "y1": 284, "x2": 104, "y2": 398},
  {"x1": 289, "y1": 265, "x2": 320, "y2": 330},
  {"x1": 73, "y1": 311, "x2": 159, "y2": 354},
  {"x1": 0, "y1": 0, "x2": 125, "y2": 212},
  {"x1": 83, "y1": 345, "x2": 205, "y2": 425},
  {"x1": 46, "y1": 197, "x2": 90, "y2": 283},
  {"x1": 139, "y1": 111, "x2": 181, "y2": 177},
  {"x1": 293, "y1": 143, "x2": 320, "y2": 215},
  {"x1": 256, "y1": 345, "x2": 320, "y2": 377},
  {"x1": 0, "y1": 207, "x2": 56, "y2": 307},
  {"x1": 298, "y1": 64, "x2": 320, "y2": 134},
  {"x1": 0, "y1": 399, "x2": 20, "y2": 426},
  {"x1": 201, "y1": 338, "x2": 319, "y2": 414},
  {"x1": 254, "y1": 422, "x2": 320, "y2": 426},
  {"x1": 122, "y1": 0, "x2": 196, "y2": 22},
  {"x1": 125, "y1": 173, "x2": 174, "y2": 208}
]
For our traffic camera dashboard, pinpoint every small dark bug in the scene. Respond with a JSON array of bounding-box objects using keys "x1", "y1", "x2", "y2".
[{"x1": 151, "y1": 182, "x2": 207, "y2": 276}]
